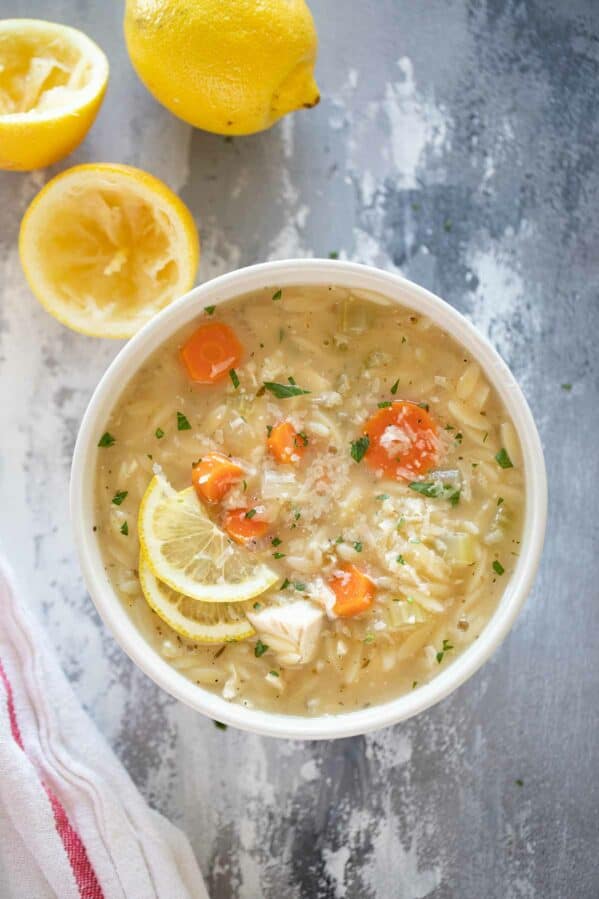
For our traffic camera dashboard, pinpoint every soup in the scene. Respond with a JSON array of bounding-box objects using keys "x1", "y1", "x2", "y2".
[{"x1": 94, "y1": 284, "x2": 524, "y2": 716}]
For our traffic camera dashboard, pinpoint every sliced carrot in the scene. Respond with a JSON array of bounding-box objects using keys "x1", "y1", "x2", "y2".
[
  {"x1": 180, "y1": 322, "x2": 243, "y2": 384},
  {"x1": 223, "y1": 508, "x2": 269, "y2": 545},
  {"x1": 191, "y1": 452, "x2": 243, "y2": 504},
  {"x1": 363, "y1": 400, "x2": 439, "y2": 480},
  {"x1": 267, "y1": 421, "x2": 308, "y2": 464},
  {"x1": 329, "y1": 563, "x2": 376, "y2": 618}
]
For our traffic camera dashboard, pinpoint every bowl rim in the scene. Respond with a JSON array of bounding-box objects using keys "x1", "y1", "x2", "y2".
[{"x1": 70, "y1": 259, "x2": 547, "y2": 740}]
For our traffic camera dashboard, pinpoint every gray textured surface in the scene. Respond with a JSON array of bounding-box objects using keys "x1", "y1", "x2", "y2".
[{"x1": 1, "y1": 1, "x2": 598, "y2": 896}]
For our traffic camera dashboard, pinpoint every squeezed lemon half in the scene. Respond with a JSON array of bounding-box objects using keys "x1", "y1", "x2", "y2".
[
  {"x1": 0, "y1": 19, "x2": 109, "y2": 171},
  {"x1": 138, "y1": 476, "x2": 278, "y2": 603},
  {"x1": 19, "y1": 164, "x2": 199, "y2": 338},
  {"x1": 139, "y1": 556, "x2": 255, "y2": 643}
]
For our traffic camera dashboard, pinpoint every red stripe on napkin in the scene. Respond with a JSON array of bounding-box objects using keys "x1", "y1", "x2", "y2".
[{"x1": 0, "y1": 657, "x2": 104, "y2": 899}]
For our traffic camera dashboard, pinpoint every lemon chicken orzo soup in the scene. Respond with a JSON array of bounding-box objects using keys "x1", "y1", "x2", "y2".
[{"x1": 94, "y1": 285, "x2": 525, "y2": 716}]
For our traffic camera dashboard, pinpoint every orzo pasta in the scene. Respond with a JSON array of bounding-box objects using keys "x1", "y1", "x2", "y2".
[{"x1": 94, "y1": 284, "x2": 524, "y2": 715}]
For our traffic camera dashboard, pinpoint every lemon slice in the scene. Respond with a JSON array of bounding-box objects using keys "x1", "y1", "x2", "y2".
[
  {"x1": 19, "y1": 163, "x2": 200, "y2": 338},
  {"x1": 139, "y1": 556, "x2": 255, "y2": 643},
  {"x1": 138, "y1": 476, "x2": 278, "y2": 603},
  {"x1": 0, "y1": 19, "x2": 109, "y2": 171}
]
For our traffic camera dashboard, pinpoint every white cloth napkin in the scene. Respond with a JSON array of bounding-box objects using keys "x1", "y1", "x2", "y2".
[{"x1": 0, "y1": 553, "x2": 209, "y2": 899}]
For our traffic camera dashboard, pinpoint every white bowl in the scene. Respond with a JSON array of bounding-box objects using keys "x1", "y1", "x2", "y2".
[{"x1": 70, "y1": 260, "x2": 547, "y2": 740}]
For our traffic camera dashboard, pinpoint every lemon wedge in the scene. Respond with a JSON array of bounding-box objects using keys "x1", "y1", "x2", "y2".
[
  {"x1": 138, "y1": 476, "x2": 278, "y2": 603},
  {"x1": 19, "y1": 163, "x2": 199, "y2": 338},
  {"x1": 139, "y1": 556, "x2": 255, "y2": 643},
  {"x1": 0, "y1": 19, "x2": 109, "y2": 171}
]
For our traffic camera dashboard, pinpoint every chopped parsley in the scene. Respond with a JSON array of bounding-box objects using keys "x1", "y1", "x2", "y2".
[
  {"x1": 561, "y1": 382, "x2": 572, "y2": 391},
  {"x1": 396, "y1": 554, "x2": 406, "y2": 565},
  {"x1": 98, "y1": 432, "x2": 115, "y2": 447},
  {"x1": 204, "y1": 305, "x2": 216, "y2": 315},
  {"x1": 364, "y1": 633, "x2": 375, "y2": 644},
  {"x1": 515, "y1": 778, "x2": 524, "y2": 787},
  {"x1": 455, "y1": 432, "x2": 463, "y2": 444},
  {"x1": 328, "y1": 250, "x2": 339, "y2": 259},
  {"x1": 408, "y1": 481, "x2": 461, "y2": 505},
  {"x1": 436, "y1": 638, "x2": 454, "y2": 664},
  {"x1": 390, "y1": 379, "x2": 400, "y2": 395},
  {"x1": 294, "y1": 582, "x2": 307, "y2": 592},
  {"x1": 266, "y1": 424, "x2": 273, "y2": 437},
  {"x1": 120, "y1": 521, "x2": 129, "y2": 536},
  {"x1": 155, "y1": 427, "x2": 165, "y2": 439},
  {"x1": 213, "y1": 720, "x2": 227, "y2": 730},
  {"x1": 295, "y1": 431, "x2": 309, "y2": 447},
  {"x1": 350, "y1": 435, "x2": 370, "y2": 463},
  {"x1": 495, "y1": 448, "x2": 513, "y2": 469},
  {"x1": 263, "y1": 380, "x2": 310, "y2": 399},
  {"x1": 443, "y1": 218, "x2": 453, "y2": 232},
  {"x1": 242, "y1": 479, "x2": 247, "y2": 492},
  {"x1": 229, "y1": 368, "x2": 240, "y2": 389},
  {"x1": 412, "y1": 680, "x2": 418, "y2": 689},
  {"x1": 418, "y1": 402, "x2": 429, "y2": 412},
  {"x1": 254, "y1": 640, "x2": 269, "y2": 658},
  {"x1": 269, "y1": 670, "x2": 280, "y2": 677},
  {"x1": 281, "y1": 578, "x2": 291, "y2": 590},
  {"x1": 177, "y1": 411, "x2": 191, "y2": 431},
  {"x1": 293, "y1": 510, "x2": 301, "y2": 521},
  {"x1": 253, "y1": 601, "x2": 262, "y2": 610},
  {"x1": 272, "y1": 289, "x2": 282, "y2": 301},
  {"x1": 497, "y1": 497, "x2": 504, "y2": 506},
  {"x1": 376, "y1": 493, "x2": 389, "y2": 501},
  {"x1": 483, "y1": 431, "x2": 488, "y2": 443},
  {"x1": 273, "y1": 551, "x2": 286, "y2": 559},
  {"x1": 245, "y1": 508, "x2": 257, "y2": 519},
  {"x1": 112, "y1": 490, "x2": 128, "y2": 506},
  {"x1": 271, "y1": 537, "x2": 282, "y2": 547},
  {"x1": 353, "y1": 541, "x2": 363, "y2": 553},
  {"x1": 378, "y1": 401, "x2": 392, "y2": 408},
  {"x1": 492, "y1": 559, "x2": 505, "y2": 576}
]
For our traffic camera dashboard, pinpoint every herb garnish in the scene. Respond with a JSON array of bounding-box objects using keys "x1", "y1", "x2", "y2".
[
  {"x1": 266, "y1": 425, "x2": 273, "y2": 437},
  {"x1": 245, "y1": 508, "x2": 257, "y2": 519},
  {"x1": 408, "y1": 481, "x2": 461, "y2": 506},
  {"x1": 328, "y1": 251, "x2": 339, "y2": 259},
  {"x1": 295, "y1": 431, "x2": 309, "y2": 447},
  {"x1": 294, "y1": 582, "x2": 307, "y2": 592},
  {"x1": 120, "y1": 521, "x2": 129, "y2": 536},
  {"x1": 272, "y1": 289, "x2": 282, "y2": 301},
  {"x1": 455, "y1": 432, "x2": 463, "y2": 444},
  {"x1": 263, "y1": 381, "x2": 310, "y2": 399},
  {"x1": 390, "y1": 379, "x2": 399, "y2": 395},
  {"x1": 376, "y1": 493, "x2": 389, "y2": 501},
  {"x1": 177, "y1": 411, "x2": 191, "y2": 431},
  {"x1": 273, "y1": 552, "x2": 286, "y2": 559},
  {"x1": 350, "y1": 435, "x2": 370, "y2": 463},
  {"x1": 418, "y1": 402, "x2": 429, "y2": 411},
  {"x1": 436, "y1": 638, "x2": 454, "y2": 664},
  {"x1": 378, "y1": 401, "x2": 392, "y2": 408},
  {"x1": 204, "y1": 305, "x2": 216, "y2": 315},
  {"x1": 229, "y1": 368, "x2": 240, "y2": 389},
  {"x1": 253, "y1": 601, "x2": 262, "y2": 610},
  {"x1": 155, "y1": 427, "x2": 165, "y2": 439},
  {"x1": 364, "y1": 633, "x2": 375, "y2": 644},
  {"x1": 269, "y1": 670, "x2": 280, "y2": 677},
  {"x1": 271, "y1": 537, "x2": 282, "y2": 547},
  {"x1": 112, "y1": 490, "x2": 128, "y2": 506},
  {"x1": 353, "y1": 541, "x2": 363, "y2": 553},
  {"x1": 396, "y1": 554, "x2": 406, "y2": 565},
  {"x1": 98, "y1": 432, "x2": 115, "y2": 447},
  {"x1": 254, "y1": 640, "x2": 269, "y2": 658},
  {"x1": 281, "y1": 578, "x2": 291, "y2": 590},
  {"x1": 497, "y1": 497, "x2": 504, "y2": 506},
  {"x1": 561, "y1": 383, "x2": 572, "y2": 391},
  {"x1": 213, "y1": 720, "x2": 227, "y2": 730},
  {"x1": 492, "y1": 560, "x2": 505, "y2": 576},
  {"x1": 495, "y1": 448, "x2": 513, "y2": 469}
]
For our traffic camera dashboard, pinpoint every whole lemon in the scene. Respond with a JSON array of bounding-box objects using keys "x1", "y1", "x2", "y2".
[{"x1": 124, "y1": 0, "x2": 320, "y2": 136}]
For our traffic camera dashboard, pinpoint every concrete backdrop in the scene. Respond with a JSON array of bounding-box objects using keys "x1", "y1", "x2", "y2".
[{"x1": 1, "y1": 1, "x2": 598, "y2": 896}]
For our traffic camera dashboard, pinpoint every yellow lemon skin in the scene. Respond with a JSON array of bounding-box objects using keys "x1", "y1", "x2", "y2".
[
  {"x1": 0, "y1": 20, "x2": 109, "y2": 171},
  {"x1": 124, "y1": 0, "x2": 319, "y2": 136},
  {"x1": 19, "y1": 163, "x2": 199, "y2": 338}
]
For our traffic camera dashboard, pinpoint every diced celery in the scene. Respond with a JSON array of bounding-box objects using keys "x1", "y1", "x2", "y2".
[
  {"x1": 444, "y1": 532, "x2": 478, "y2": 564},
  {"x1": 338, "y1": 297, "x2": 374, "y2": 334},
  {"x1": 386, "y1": 599, "x2": 427, "y2": 629}
]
